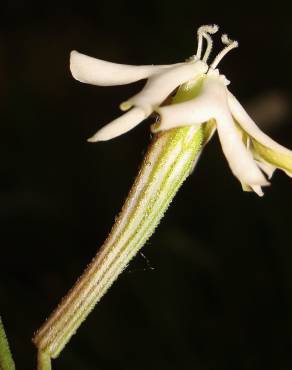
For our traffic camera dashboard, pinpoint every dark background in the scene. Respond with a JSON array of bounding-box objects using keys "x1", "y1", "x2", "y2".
[{"x1": 1, "y1": 2, "x2": 292, "y2": 370}]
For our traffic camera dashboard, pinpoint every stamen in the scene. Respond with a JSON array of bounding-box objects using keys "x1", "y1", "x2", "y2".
[
  {"x1": 210, "y1": 33, "x2": 238, "y2": 69},
  {"x1": 196, "y1": 24, "x2": 219, "y2": 60}
]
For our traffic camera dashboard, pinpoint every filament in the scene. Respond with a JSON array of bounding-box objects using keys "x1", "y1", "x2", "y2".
[{"x1": 210, "y1": 33, "x2": 238, "y2": 69}]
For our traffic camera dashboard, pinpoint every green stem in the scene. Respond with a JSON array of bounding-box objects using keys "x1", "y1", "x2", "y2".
[
  {"x1": 0, "y1": 317, "x2": 15, "y2": 370},
  {"x1": 33, "y1": 77, "x2": 207, "y2": 362},
  {"x1": 37, "y1": 351, "x2": 51, "y2": 370}
]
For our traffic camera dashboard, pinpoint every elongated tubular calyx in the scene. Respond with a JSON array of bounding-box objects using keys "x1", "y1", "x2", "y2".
[{"x1": 33, "y1": 84, "x2": 204, "y2": 359}]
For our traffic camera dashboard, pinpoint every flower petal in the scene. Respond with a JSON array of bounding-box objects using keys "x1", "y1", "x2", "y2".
[
  {"x1": 124, "y1": 61, "x2": 208, "y2": 116},
  {"x1": 155, "y1": 73, "x2": 269, "y2": 191},
  {"x1": 228, "y1": 91, "x2": 292, "y2": 175},
  {"x1": 254, "y1": 160, "x2": 276, "y2": 179},
  {"x1": 227, "y1": 92, "x2": 291, "y2": 155},
  {"x1": 216, "y1": 110, "x2": 269, "y2": 188},
  {"x1": 154, "y1": 71, "x2": 230, "y2": 133},
  {"x1": 88, "y1": 107, "x2": 147, "y2": 142},
  {"x1": 70, "y1": 51, "x2": 170, "y2": 86},
  {"x1": 154, "y1": 94, "x2": 212, "y2": 132},
  {"x1": 153, "y1": 75, "x2": 217, "y2": 133},
  {"x1": 250, "y1": 185, "x2": 264, "y2": 197}
]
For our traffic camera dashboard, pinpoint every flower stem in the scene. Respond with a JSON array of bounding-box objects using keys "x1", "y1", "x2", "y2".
[
  {"x1": 37, "y1": 351, "x2": 51, "y2": 370},
  {"x1": 0, "y1": 317, "x2": 15, "y2": 370}
]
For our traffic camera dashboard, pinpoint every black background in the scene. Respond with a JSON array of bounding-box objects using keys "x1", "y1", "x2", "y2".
[{"x1": 1, "y1": 2, "x2": 292, "y2": 370}]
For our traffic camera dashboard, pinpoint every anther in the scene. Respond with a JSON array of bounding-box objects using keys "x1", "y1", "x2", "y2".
[
  {"x1": 210, "y1": 33, "x2": 238, "y2": 69},
  {"x1": 196, "y1": 24, "x2": 219, "y2": 60}
]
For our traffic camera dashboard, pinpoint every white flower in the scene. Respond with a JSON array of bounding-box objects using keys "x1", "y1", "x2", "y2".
[{"x1": 70, "y1": 25, "x2": 292, "y2": 196}]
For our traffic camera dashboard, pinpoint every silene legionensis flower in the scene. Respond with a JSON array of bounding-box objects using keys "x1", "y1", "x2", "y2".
[
  {"x1": 70, "y1": 25, "x2": 292, "y2": 196},
  {"x1": 33, "y1": 26, "x2": 292, "y2": 367}
]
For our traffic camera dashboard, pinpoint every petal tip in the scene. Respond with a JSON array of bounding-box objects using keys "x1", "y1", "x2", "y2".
[
  {"x1": 87, "y1": 129, "x2": 110, "y2": 142},
  {"x1": 70, "y1": 50, "x2": 84, "y2": 82},
  {"x1": 87, "y1": 136, "x2": 99, "y2": 143},
  {"x1": 120, "y1": 101, "x2": 132, "y2": 111},
  {"x1": 87, "y1": 130, "x2": 113, "y2": 142},
  {"x1": 70, "y1": 50, "x2": 79, "y2": 58}
]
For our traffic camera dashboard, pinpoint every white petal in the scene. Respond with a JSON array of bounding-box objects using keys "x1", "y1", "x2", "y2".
[
  {"x1": 201, "y1": 79, "x2": 270, "y2": 188},
  {"x1": 88, "y1": 107, "x2": 147, "y2": 142},
  {"x1": 155, "y1": 72, "x2": 222, "y2": 133},
  {"x1": 70, "y1": 50, "x2": 170, "y2": 86},
  {"x1": 156, "y1": 73, "x2": 268, "y2": 188},
  {"x1": 125, "y1": 61, "x2": 208, "y2": 116},
  {"x1": 255, "y1": 160, "x2": 276, "y2": 179},
  {"x1": 227, "y1": 91, "x2": 292, "y2": 156},
  {"x1": 216, "y1": 110, "x2": 269, "y2": 187},
  {"x1": 250, "y1": 185, "x2": 264, "y2": 197},
  {"x1": 155, "y1": 94, "x2": 212, "y2": 132}
]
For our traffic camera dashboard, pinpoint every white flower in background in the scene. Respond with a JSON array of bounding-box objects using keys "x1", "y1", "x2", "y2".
[{"x1": 70, "y1": 25, "x2": 292, "y2": 196}]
